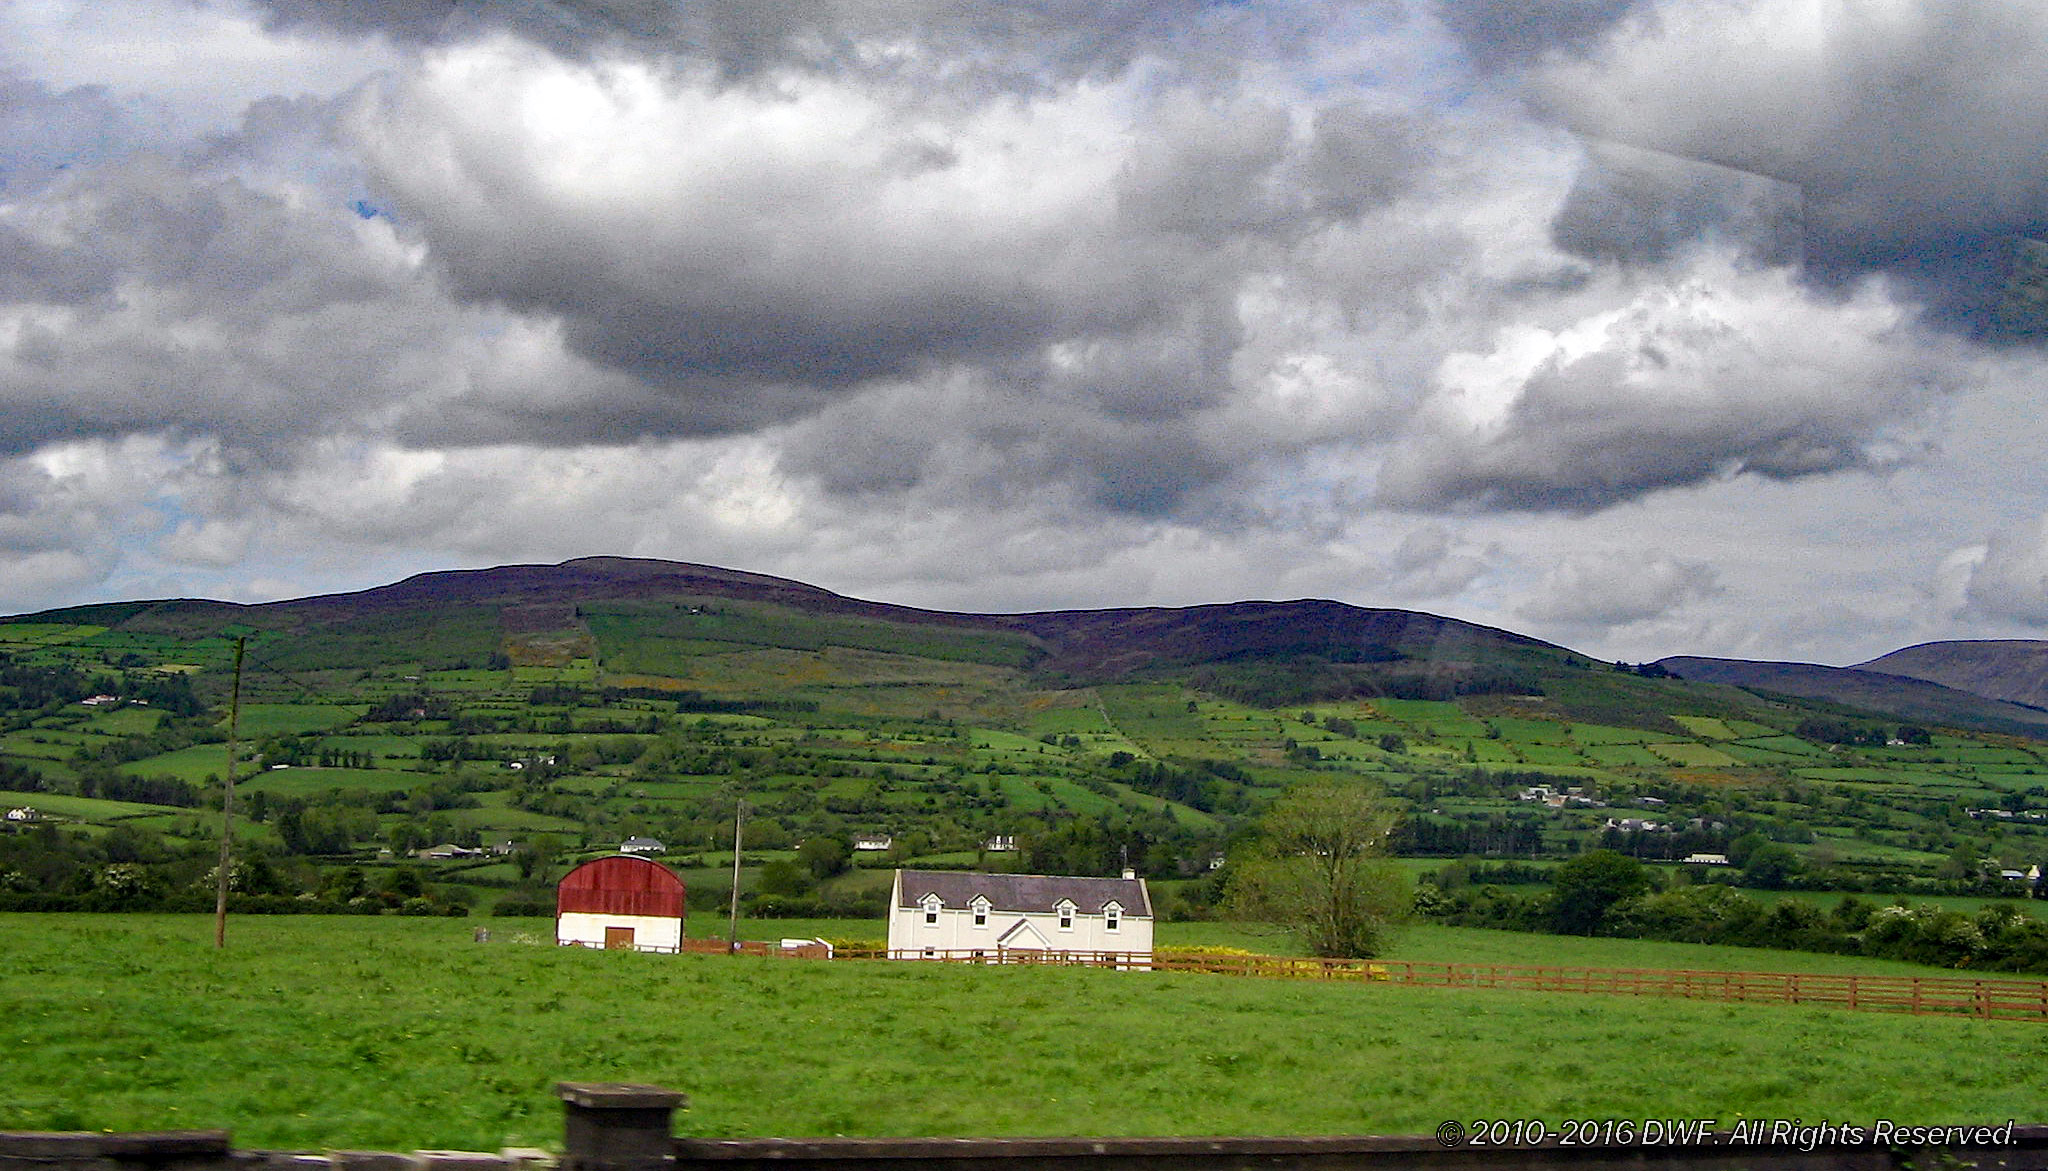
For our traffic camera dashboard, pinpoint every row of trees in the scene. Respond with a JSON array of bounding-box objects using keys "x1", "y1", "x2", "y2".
[{"x1": 1417, "y1": 850, "x2": 2048, "y2": 972}]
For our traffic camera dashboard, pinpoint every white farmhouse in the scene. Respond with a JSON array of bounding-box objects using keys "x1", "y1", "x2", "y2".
[{"x1": 886, "y1": 869, "x2": 1152, "y2": 962}]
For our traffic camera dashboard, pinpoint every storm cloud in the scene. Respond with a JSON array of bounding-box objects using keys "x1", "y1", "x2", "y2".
[{"x1": 2, "y1": 0, "x2": 2048, "y2": 665}]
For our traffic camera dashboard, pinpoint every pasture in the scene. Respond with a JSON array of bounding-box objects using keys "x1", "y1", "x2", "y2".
[{"x1": 0, "y1": 915, "x2": 2041, "y2": 1153}]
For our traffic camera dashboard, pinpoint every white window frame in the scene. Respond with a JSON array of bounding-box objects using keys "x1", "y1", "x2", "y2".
[
  {"x1": 922, "y1": 894, "x2": 942, "y2": 926},
  {"x1": 1105, "y1": 904, "x2": 1121, "y2": 932},
  {"x1": 972, "y1": 897, "x2": 989, "y2": 928},
  {"x1": 1056, "y1": 899, "x2": 1075, "y2": 931}
]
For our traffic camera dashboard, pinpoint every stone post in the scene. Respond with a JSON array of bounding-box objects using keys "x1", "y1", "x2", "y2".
[{"x1": 554, "y1": 1084, "x2": 686, "y2": 1171}]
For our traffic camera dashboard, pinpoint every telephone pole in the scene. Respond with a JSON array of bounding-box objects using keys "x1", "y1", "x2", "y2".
[
  {"x1": 214, "y1": 636, "x2": 246, "y2": 949},
  {"x1": 726, "y1": 797, "x2": 746, "y2": 953}
]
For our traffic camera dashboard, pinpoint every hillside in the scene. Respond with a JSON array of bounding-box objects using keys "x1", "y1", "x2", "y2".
[
  {"x1": 1654, "y1": 655, "x2": 2048, "y2": 739},
  {"x1": 1857, "y1": 640, "x2": 2048, "y2": 710},
  {"x1": 3, "y1": 557, "x2": 2047, "y2": 922}
]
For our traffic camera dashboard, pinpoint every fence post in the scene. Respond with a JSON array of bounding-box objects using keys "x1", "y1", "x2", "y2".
[{"x1": 557, "y1": 1083, "x2": 687, "y2": 1171}]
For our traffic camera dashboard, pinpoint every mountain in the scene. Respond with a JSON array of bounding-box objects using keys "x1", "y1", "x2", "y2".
[
  {"x1": 15, "y1": 556, "x2": 1572, "y2": 703},
  {"x1": 12, "y1": 555, "x2": 2048, "y2": 906},
  {"x1": 1855, "y1": 640, "x2": 2048, "y2": 710},
  {"x1": 17, "y1": 556, "x2": 2048, "y2": 738},
  {"x1": 1654, "y1": 655, "x2": 2048, "y2": 738}
]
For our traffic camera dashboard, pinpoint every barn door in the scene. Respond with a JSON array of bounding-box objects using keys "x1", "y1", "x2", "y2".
[{"x1": 605, "y1": 926, "x2": 635, "y2": 950}]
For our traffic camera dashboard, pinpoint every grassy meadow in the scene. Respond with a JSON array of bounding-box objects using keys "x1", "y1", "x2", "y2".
[{"x1": 1, "y1": 914, "x2": 2043, "y2": 1152}]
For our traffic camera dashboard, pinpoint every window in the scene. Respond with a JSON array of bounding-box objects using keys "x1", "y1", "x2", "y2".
[
  {"x1": 973, "y1": 904, "x2": 988, "y2": 927},
  {"x1": 1106, "y1": 908, "x2": 1120, "y2": 932},
  {"x1": 926, "y1": 908, "x2": 938, "y2": 924},
  {"x1": 1056, "y1": 900, "x2": 1075, "y2": 931},
  {"x1": 922, "y1": 894, "x2": 942, "y2": 925}
]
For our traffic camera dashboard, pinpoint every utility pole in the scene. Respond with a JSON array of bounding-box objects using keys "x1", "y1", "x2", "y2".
[
  {"x1": 726, "y1": 797, "x2": 746, "y2": 953},
  {"x1": 214, "y1": 636, "x2": 246, "y2": 949}
]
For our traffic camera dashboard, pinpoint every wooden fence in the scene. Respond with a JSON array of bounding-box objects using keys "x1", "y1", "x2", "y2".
[{"x1": 827, "y1": 948, "x2": 2048, "y2": 1021}]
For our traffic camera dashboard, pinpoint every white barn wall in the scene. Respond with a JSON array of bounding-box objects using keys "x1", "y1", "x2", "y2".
[{"x1": 557, "y1": 911, "x2": 683, "y2": 953}]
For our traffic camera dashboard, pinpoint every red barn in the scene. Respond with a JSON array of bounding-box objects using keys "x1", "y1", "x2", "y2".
[{"x1": 556, "y1": 855, "x2": 686, "y2": 953}]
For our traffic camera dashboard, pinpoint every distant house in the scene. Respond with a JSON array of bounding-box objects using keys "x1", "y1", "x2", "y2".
[
  {"x1": 853, "y1": 834, "x2": 893, "y2": 852},
  {"x1": 556, "y1": 855, "x2": 685, "y2": 953},
  {"x1": 416, "y1": 843, "x2": 479, "y2": 859},
  {"x1": 1683, "y1": 852, "x2": 1731, "y2": 866},
  {"x1": 4, "y1": 807, "x2": 37, "y2": 823},
  {"x1": 620, "y1": 837, "x2": 665, "y2": 855},
  {"x1": 886, "y1": 869, "x2": 1152, "y2": 963},
  {"x1": 982, "y1": 835, "x2": 1016, "y2": 853}
]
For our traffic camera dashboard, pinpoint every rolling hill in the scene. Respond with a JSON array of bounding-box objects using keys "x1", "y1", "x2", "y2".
[
  {"x1": 1856, "y1": 640, "x2": 2048, "y2": 710},
  {"x1": 1654, "y1": 655, "x2": 2048, "y2": 738},
  {"x1": 5, "y1": 557, "x2": 2047, "y2": 888}
]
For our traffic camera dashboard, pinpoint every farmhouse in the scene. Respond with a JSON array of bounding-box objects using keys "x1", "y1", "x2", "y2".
[
  {"x1": 887, "y1": 868, "x2": 1152, "y2": 962},
  {"x1": 556, "y1": 854, "x2": 686, "y2": 953},
  {"x1": 619, "y1": 836, "x2": 665, "y2": 855},
  {"x1": 854, "y1": 833, "x2": 893, "y2": 852}
]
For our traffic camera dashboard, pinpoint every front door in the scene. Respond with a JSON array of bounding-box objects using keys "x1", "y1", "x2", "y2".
[{"x1": 605, "y1": 926, "x2": 635, "y2": 950}]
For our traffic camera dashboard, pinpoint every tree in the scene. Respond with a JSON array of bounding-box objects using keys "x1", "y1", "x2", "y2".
[
  {"x1": 1548, "y1": 850, "x2": 1651, "y2": 934},
  {"x1": 757, "y1": 859, "x2": 813, "y2": 897},
  {"x1": 1225, "y1": 778, "x2": 1405, "y2": 957},
  {"x1": 797, "y1": 833, "x2": 852, "y2": 880},
  {"x1": 1741, "y1": 841, "x2": 1802, "y2": 889}
]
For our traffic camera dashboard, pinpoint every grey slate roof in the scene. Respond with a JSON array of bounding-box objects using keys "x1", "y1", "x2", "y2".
[{"x1": 896, "y1": 869, "x2": 1151, "y2": 918}]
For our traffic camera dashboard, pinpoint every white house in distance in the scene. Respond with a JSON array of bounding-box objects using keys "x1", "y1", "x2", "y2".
[{"x1": 887, "y1": 869, "x2": 1153, "y2": 962}]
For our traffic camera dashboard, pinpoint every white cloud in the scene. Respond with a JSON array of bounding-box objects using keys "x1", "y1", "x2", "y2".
[
  {"x1": 1962, "y1": 518, "x2": 2048, "y2": 625},
  {"x1": 1381, "y1": 258, "x2": 1955, "y2": 511},
  {"x1": 1518, "y1": 549, "x2": 1720, "y2": 627}
]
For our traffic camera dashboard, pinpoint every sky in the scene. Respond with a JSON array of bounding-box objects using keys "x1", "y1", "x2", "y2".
[{"x1": 4, "y1": 0, "x2": 2048, "y2": 667}]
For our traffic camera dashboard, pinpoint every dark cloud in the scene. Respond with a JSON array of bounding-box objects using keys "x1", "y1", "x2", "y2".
[
  {"x1": 1530, "y1": 0, "x2": 2048, "y2": 337},
  {"x1": 244, "y1": 0, "x2": 1271, "y2": 84},
  {"x1": 1550, "y1": 139, "x2": 1803, "y2": 268},
  {"x1": 1434, "y1": 0, "x2": 1649, "y2": 70},
  {"x1": 0, "y1": 75, "x2": 141, "y2": 197},
  {"x1": 343, "y1": 36, "x2": 1435, "y2": 463}
]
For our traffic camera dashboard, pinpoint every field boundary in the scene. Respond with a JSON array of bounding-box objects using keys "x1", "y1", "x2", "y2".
[
  {"x1": 826, "y1": 948, "x2": 2048, "y2": 1021},
  {"x1": 9, "y1": 1085, "x2": 2046, "y2": 1171}
]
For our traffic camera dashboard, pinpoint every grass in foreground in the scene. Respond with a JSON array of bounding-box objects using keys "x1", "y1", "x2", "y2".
[{"x1": 2, "y1": 915, "x2": 2045, "y2": 1151}]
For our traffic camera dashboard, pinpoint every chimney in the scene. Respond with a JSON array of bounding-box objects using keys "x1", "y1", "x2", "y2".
[{"x1": 1121, "y1": 867, "x2": 1135, "y2": 880}]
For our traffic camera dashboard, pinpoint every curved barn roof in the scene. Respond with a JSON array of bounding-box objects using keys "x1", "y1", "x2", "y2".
[{"x1": 557, "y1": 854, "x2": 686, "y2": 919}]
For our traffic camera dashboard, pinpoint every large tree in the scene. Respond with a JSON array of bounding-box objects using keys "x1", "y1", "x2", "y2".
[
  {"x1": 1225, "y1": 778, "x2": 1406, "y2": 958},
  {"x1": 1548, "y1": 850, "x2": 1652, "y2": 935}
]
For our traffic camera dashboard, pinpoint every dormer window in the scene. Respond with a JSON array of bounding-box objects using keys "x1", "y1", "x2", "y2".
[
  {"x1": 1104, "y1": 902, "x2": 1122, "y2": 932},
  {"x1": 971, "y1": 896, "x2": 990, "y2": 927},
  {"x1": 1055, "y1": 899, "x2": 1076, "y2": 931},
  {"x1": 922, "y1": 894, "x2": 943, "y2": 925}
]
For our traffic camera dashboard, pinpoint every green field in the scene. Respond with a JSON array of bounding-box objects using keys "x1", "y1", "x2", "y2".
[
  {"x1": 0, "y1": 790, "x2": 182, "y2": 820},
  {"x1": 0, "y1": 915, "x2": 2039, "y2": 1152}
]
